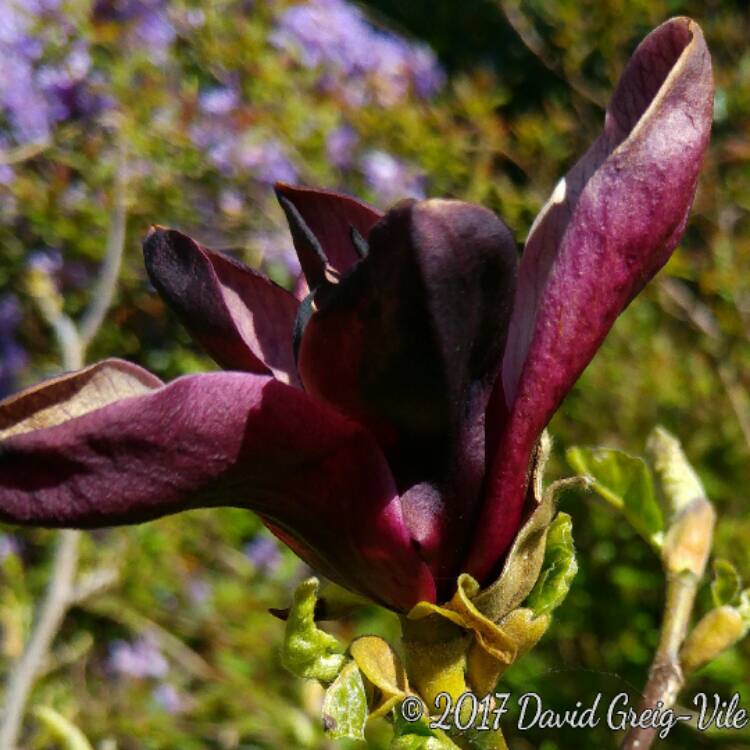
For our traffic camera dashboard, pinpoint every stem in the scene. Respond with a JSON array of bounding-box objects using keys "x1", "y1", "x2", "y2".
[
  {"x1": 0, "y1": 531, "x2": 80, "y2": 750},
  {"x1": 79, "y1": 135, "x2": 128, "y2": 348},
  {"x1": 620, "y1": 570, "x2": 699, "y2": 750}
]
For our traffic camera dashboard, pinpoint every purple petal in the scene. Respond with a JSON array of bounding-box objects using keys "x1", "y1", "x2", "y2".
[
  {"x1": 469, "y1": 17, "x2": 713, "y2": 582},
  {"x1": 297, "y1": 198, "x2": 517, "y2": 582},
  {"x1": 0, "y1": 367, "x2": 435, "y2": 611},
  {"x1": 143, "y1": 227, "x2": 300, "y2": 386},
  {"x1": 274, "y1": 182, "x2": 383, "y2": 289}
]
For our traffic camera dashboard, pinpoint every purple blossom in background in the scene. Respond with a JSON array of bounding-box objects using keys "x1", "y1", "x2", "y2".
[
  {"x1": 199, "y1": 87, "x2": 240, "y2": 116},
  {"x1": 252, "y1": 230, "x2": 300, "y2": 277},
  {"x1": 0, "y1": 165, "x2": 14, "y2": 186},
  {"x1": 152, "y1": 683, "x2": 185, "y2": 713},
  {"x1": 186, "y1": 577, "x2": 211, "y2": 606},
  {"x1": 271, "y1": 0, "x2": 444, "y2": 107},
  {"x1": 0, "y1": 1, "x2": 102, "y2": 144},
  {"x1": 0, "y1": 295, "x2": 26, "y2": 398},
  {"x1": 92, "y1": 0, "x2": 175, "y2": 64},
  {"x1": 326, "y1": 124, "x2": 358, "y2": 169},
  {"x1": 244, "y1": 535, "x2": 282, "y2": 573},
  {"x1": 361, "y1": 150, "x2": 425, "y2": 204},
  {"x1": 26, "y1": 248, "x2": 63, "y2": 277},
  {"x1": 107, "y1": 636, "x2": 168, "y2": 679},
  {"x1": 0, "y1": 534, "x2": 20, "y2": 562},
  {"x1": 237, "y1": 140, "x2": 298, "y2": 184}
]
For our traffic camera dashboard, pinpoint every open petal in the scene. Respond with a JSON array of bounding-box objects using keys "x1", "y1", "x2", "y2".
[
  {"x1": 143, "y1": 227, "x2": 300, "y2": 385},
  {"x1": 0, "y1": 367, "x2": 434, "y2": 611},
  {"x1": 274, "y1": 183, "x2": 383, "y2": 292},
  {"x1": 469, "y1": 17, "x2": 713, "y2": 582},
  {"x1": 297, "y1": 199, "x2": 517, "y2": 579}
]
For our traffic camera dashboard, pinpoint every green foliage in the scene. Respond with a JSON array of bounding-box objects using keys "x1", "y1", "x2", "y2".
[
  {"x1": 321, "y1": 661, "x2": 368, "y2": 741},
  {"x1": 711, "y1": 559, "x2": 742, "y2": 608},
  {"x1": 567, "y1": 446, "x2": 664, "y2": 550},
  {"x1": 526, "y1": 512, "x2": 578, "y2": 616}
]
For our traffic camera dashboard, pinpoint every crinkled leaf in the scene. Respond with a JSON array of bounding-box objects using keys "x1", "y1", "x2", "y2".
[
  {"x1": 711, "y1": 559, "x2": 742, "y2": 608},
  {"x1": 33, "y1": 706, "x2": 94, "y2": 750},
  {"x1": 321, "y1": 660, "x2": 367, "y2": 740},
  {"x1": 281, "y1": 578, "x2": 346, "y2": 683},
  {"x1": 350, "y1": 635, "x2": 409, "y2": 718},
  {"x1": 525, "y1": 512, "x2": 578, "y2": 616},
  {"x1": 567, "y1": 446, "x2": 664, "y2": 549},
  {"x1": 471, "y1": 442, "x2": 575, "y2": 623}
]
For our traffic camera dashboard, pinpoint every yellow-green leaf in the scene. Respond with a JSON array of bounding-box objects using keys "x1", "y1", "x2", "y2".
[{"x1": 321, "y1": 661, "x2": 367, "y2": 740}]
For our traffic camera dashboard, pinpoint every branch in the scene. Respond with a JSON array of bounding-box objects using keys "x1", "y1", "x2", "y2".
[
  {"x1": 620, "y1": 571, "x2": 698, "y2": 750},
  {"x1": 0, "y1": 531, "x2": 81, "y2": 750},
  {"x1": 78, "y1": 135, "x2": 128, "y2": 348}
]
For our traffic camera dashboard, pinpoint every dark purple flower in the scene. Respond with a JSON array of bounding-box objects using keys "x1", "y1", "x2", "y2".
[{"x1": 0, "y1": 20, "x2": 713, "y2": 610}]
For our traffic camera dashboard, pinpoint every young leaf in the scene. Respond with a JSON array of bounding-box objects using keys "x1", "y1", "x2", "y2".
[
  {"x1": 321, "y1": 660, "x2": 368, "y2": 740},
  {"x1": 566, "y1": 446, "x2": 664, "y2": 550},
  {"x1": 33, "y1": 707, "x2": 94, "y2": 750},
  {"x1": 647, "y1": 426, "x2": 705, "y2": 516},
  {"x1": 711, "y1": 559, "x2": 742, "y2": 608},
  {"x1": 391, "y1": 706, "x2": 459, "y2": 749},
  {"x1": 281, "y1": 578, "x2": 346, "y2": 683},
  {"x1": 525, "y1": 512, "x2": 578, "y2": 616}
]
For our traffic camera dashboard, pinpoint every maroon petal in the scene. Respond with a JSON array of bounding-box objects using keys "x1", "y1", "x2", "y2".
[
  {"x1": 143, "y1": 227, "x2": 300, "y2": 386},
  {"x1": 274, "y1": 183, "x2": 383, "y2": 287},
  {"x1": 468, "y1": 17, "x2": 713, "y2": 582},
  {"x1": 297, "y1": 198, "x2": 518, "y2": 579},
  {"x1": 0, "y1": 366, "x2": 434, "y2": 611}
]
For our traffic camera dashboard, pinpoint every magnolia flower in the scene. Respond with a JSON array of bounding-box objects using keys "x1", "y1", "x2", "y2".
[{"x1": 0, "y1": 18, "x2": 712, "y2": 612}]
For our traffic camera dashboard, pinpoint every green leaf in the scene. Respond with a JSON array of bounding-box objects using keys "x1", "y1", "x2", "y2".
[
  {"x1": 391, "y1": 706, "x2": 459, "y2": 749},
  {"x1": 711, "y1": 559, "x2": 742, "y2": 608},
  {"x1": 525, "y1": 512, "x2": 578, "y2": 616},
  {"x1": 33, "y1": 706, "x2": 94, "y2": 750},
  {"x1": 567, "y1": 446, "x2": 664, "y2": 550},
  {"x1": 321, "y1": 661, "x2": 367, "y2": 741},
  {"x1": 281, "y1": 577, "x2": 346, "y2": 683}
]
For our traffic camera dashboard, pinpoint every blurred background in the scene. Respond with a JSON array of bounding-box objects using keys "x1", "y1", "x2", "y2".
[{"x1": 0, "y1": 0, "x2": 749, "y2": 747}]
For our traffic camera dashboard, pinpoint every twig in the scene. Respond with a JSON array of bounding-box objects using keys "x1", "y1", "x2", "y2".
[
  {"x1": 658, "y1": 278, "x2": 750, "y2": 452},
  {"x1": 620, "y1": 571, "x2": 699, "y2": 750},
  {"x1": 496, "y1": 0, "x2": 607, "y2": 108},
  {"x1": 0, "y1": 134, "x2": 129, "y2": 750},
  {"x1": 79, "y1": 136, "x2": 128, "y2": 348},
  {"x1": 0, "y1": 531, "x2": 81, "y2": 750}
]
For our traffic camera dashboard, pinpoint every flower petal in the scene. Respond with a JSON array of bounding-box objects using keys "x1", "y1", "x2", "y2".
[
  {"x1": 143, "y1": 227, "x2": 300, "y2": 385},
  {"x1": 0, "y1": 359, "x2": 162, "y2": 438},
  {"x1": 274, "y1": 182, "x2": 383, "y2": 289},
  {"x1": 0, "y1": 368, "x2": 434, "y2": 611},
  {"x1": 469, "y1": 17, "x2": 713, "y2": 582},
  {"x1": 297, "y1": 199, "x2": 518, "y2": 579}
]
